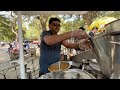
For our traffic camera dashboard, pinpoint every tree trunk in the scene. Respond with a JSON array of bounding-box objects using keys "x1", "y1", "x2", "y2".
[
  {"x1": 82, "y1": 11, "x2": 99, "y2": 28},
  {"x1": 37, "y1": 15, "x2": 51, "y2": 32},
  {"x1": 41, "y1": 22, "x2": 47, "y2": 31}
]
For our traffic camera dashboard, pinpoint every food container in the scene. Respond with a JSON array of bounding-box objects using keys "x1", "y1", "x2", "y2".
[
  {"x1": 38, "y1": 73, "x2": 52, "y2": 79},
  {"x1": 48, "y1": 61, "x2": 71, "y2": 79},
  {"x1": 38, "y1": 69, "x2": 96, "y2": 79},
  {"x1": 91, "y1": 32, "x2": 112, "y2": 77},
  {"x1": 57, "y1": 69, "x2": 96, "y2": 79},
  {"x1": 91, "y1": 19, "x2": 120, "y2": 78}
]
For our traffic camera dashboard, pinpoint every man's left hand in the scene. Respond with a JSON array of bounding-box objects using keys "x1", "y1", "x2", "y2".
[{"x1": 77, "y1": 39, "x2": 92, "y2": 50}]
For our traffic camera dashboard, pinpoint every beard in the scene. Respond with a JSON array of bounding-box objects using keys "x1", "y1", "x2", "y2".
[{"x1": 53, "y1": 29, "x2": 59, "y2": 34}]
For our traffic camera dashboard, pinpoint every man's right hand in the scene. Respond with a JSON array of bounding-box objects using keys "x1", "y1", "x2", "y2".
[
  {"x1": 71, "y1": 29, "x2": 89, "y2": 39},
  {"x1": 77, "y1": 39, "x2": 92, "y2": 50}
]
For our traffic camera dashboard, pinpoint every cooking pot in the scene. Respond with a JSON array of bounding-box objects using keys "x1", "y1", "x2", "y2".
[
  {"x1": 38, "y1": 69, "x2": 96, "y2": 79},
  {"x1": 91, "y1": 32, "x2": 112, "y2": 77},
  {"x1": 48, "y1": 61, "x2": 71, "y2": 79},
  {"x1": 91, "y1": 20, "x2": 120, "y2": 78},
  {"x1": 56, "y1": 69, "x2": 96, "y2": 79}
]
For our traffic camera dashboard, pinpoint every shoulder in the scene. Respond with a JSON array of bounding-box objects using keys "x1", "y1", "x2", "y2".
[
  {"x1": 41, "y1": 30, "x2": 51, "y2": 36},
  {"x1": 42, "y1": 30, "x2": 51, "y2": 34}
]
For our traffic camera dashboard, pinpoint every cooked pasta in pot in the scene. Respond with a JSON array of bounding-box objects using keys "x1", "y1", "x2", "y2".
[{"x1": 48, "y1": 62, "x2": 70, "y2": 72}]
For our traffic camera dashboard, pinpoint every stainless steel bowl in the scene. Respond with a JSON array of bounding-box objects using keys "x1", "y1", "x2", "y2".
[{"x1": 48, "y1": 61, "x2": 71, "y2": 79}]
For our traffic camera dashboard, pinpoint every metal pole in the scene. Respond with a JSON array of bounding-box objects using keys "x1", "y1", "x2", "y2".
[{"x1": 17, "y1": 11, "x2": 26, "y2": 79}]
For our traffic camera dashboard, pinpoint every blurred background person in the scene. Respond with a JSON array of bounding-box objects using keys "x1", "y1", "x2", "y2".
[{"x1": 89, "y1": 26, "x2": 98, "y2": 37}]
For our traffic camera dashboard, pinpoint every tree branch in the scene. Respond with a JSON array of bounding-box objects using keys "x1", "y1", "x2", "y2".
[{"x1": 0, "y1": 20, "x2": 11, "y2": 28}]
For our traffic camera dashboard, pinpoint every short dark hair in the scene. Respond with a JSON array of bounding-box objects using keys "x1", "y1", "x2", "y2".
[
  {"x1": 49, "y1": 18, "x2": 61, "y2": 24},
  {"x1": 79, "y1": 27, "x2": 85, "y2": 31}
]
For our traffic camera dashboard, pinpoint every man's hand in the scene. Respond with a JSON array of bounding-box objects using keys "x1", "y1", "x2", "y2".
[
  {"x1": 71, "y1": 29, "x2": 89, "y2": 39},
  {"x1": 77, "y1": 39, "x2": 92, "y2": 50}
]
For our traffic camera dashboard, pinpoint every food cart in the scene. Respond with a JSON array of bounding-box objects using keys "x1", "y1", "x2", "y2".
[
  {"x1": 14, "y1": 11, "x2": 88, "y2": 79},
  {"x1": 15, "y1": 11, "x2": 120, "y2": 79}
]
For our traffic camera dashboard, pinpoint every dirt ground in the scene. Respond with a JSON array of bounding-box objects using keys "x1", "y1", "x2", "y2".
[{"x1": 0, "y1": 44, "x2": 40, "y2": 79}]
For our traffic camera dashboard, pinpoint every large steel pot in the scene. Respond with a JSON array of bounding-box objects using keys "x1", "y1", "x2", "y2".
[
  {"x1": 91, "y1": 32, "x2": 112, "y2": 77},
  {"x1": 57, "y1": 69, "x2": 96, "y2": 79},
  {"x1": 38, "y1": 69, "x2": 96, "y2": 79},
  {"x1": 109, "y1": 34, "x2": 120, "y2": 79},
  {"x1": 48, "y1": 61, "x2": 71, "y2": 79},
  {"x1": 38, "y1": 73, "x2": 52, "y2": 79},
  {"x1": 91, "y1": 19, "x2": 120, "y2": 78}
]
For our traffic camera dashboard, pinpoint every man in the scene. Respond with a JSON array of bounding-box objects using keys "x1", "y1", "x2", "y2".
[
  {"x1": 8, "y1": 42, "x2": 13, "y2": 53},
  {"x1": 75, "y1": 27, "x2": 86, "y2": 53},
  {"x1": 39, "y1": 17, "x2": 89, "y2": 76}
]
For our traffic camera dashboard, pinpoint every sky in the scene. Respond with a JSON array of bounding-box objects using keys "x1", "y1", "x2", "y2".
[
  {"x1": 0, "y1": 11, "x2": 82, "y2": 30},
  {"x1": 0, "y1": 11, "x2": 11, "y2": 17}
]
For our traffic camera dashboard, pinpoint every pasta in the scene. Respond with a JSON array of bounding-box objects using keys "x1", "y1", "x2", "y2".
[{"x1": 48, "y1": 62, "x2": 70, "y2": 72}]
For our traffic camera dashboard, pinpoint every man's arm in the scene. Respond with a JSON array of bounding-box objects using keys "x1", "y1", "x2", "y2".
[
  {"x1": 44, "y1": 31, "x2": 71, "y2": 45},
  {"x1": 62, "y1": 40, "x2": 79, "y2": 49},
  {"x1": 44, "y1": 29, "x2": 88, "y2": 45},
  {"x1": 62, "y1": 39, "x2": 92, "y2": 50}
]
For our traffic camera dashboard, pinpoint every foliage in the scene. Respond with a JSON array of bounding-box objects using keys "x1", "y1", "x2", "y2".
[
  {"x1": 0, "y1": 11, "x2": 30, "y2": 42},
  {"x1": 1, "y1": 11, "x2": 120, "y2": 42},
  {"x1": 25, "y1": 15, "x2": 57, "y2": 40},
  {"x1": 0, "y1": 15, "x2": 15, "y2": 41},
  {"x1": 98, "y1": 11, "x2": 120, "y2": 19},
  {"x1": 58, "y1": 15, "x2": 85, "y2": 33},
  {"x1": 25, "y1": 18, "x2": 40, "y2": 40}
]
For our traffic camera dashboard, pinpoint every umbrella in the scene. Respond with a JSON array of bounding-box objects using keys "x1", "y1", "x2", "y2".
[{"x1": 88, "y1": 17, "x2": 117, "y2": 31}]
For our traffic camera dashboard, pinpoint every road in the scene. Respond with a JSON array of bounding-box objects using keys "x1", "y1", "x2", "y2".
[
  {"x1": 0, "y1": 44, "x2": 10, "y2": 63},
  {"x1": 0, "y1": 44, "x2": 40, "y2": 79}
]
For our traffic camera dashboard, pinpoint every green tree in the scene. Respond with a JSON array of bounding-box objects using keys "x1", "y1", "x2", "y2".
[
  {"x1": 0, "y1": 11, "x2": 29, "y2": 42},
  {"x1": 0, "y1": 15, "x2": 15, "y2": 41},
  {"x1": 25, "y1": 17, "x2": 40, "y2": 40},
  {"x1": 58, "y1": 14, "x2": 85, "y2": 33},
  {"x1": 25, "y1": 15, "x2": 57, "y2": 40}
]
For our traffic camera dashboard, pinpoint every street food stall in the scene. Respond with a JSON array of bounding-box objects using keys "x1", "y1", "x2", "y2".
[
  {"x1": 14, "y1": 11, "x2": 88, "y2": 79},
  {"x1": 15, "y1": 11, "x2": 120, "y2": 79},
  {"x1": 72, "y1": 19, "x2": 120, "y2": 79},
  {"x1": 39, "y1": 19, "x2": 120, "y2": 79}
]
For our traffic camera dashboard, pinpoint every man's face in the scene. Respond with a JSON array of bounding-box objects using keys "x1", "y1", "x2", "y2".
[{"x1": 49, "y1": 21, "x2": 61, "y2": 34}]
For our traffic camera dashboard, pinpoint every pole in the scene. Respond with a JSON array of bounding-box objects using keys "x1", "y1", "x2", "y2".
[{"x1": 17, "y1": 11, "x2": 26, "y2": 79}]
